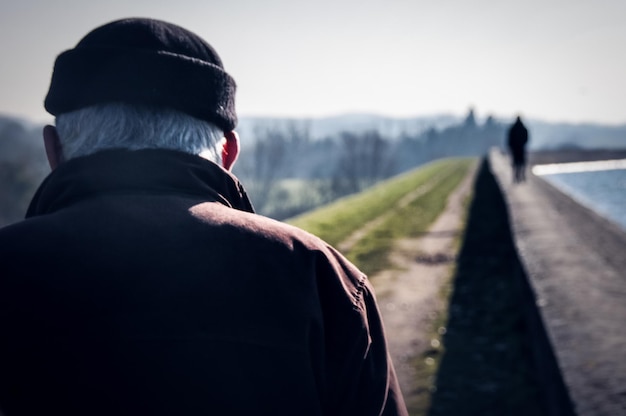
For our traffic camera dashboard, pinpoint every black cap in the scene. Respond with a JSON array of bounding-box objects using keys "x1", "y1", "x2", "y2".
[{"x1": 44, "y1": 18, "x2": 237, "y2": 131}]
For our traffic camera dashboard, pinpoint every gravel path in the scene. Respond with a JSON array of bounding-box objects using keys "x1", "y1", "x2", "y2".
[{"x1": 368, "y1": 161, "x2": 477, "y2": 412}]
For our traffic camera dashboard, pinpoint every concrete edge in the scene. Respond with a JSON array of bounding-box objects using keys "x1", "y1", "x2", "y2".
[{"x1": 487, "y1": 151, "x2": 577, "y2": 416}]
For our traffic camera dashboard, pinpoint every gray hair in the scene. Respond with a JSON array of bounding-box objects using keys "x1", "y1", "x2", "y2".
[{"x1": 55, "y1": 103, "x2": 224, "y2": 163}]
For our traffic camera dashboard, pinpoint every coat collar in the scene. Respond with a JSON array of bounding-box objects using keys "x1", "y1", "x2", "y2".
[{"x1": 26, "y1": 149, "x2": 255, "y2": 218}]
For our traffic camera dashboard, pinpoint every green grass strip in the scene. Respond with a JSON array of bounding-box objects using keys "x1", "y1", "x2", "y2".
[
  {"x1": 348, "y1": 160, "x2": 472, "y2": 276},
  {"x1": 288, "y1": 158, "x2": 474, "y2": 276}
]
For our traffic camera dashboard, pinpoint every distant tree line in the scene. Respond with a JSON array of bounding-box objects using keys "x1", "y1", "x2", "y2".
[
  {"x1": 234, "y1": 109, "x2": 506, "y2": 219},
  {"x1": 0, "y1": 116, "x2": 48, "y2": 227},
  {"x1": 391, "y1": 109, "x2": 505, "y2": 173}
]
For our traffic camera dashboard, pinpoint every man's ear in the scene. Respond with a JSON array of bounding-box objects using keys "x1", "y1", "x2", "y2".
[
  {"x1": 222, "y1": 130, "x2": 240, "y2": 171},
  {"x1": 43, "y1": 125, "x2": 63, "y2": 170}
]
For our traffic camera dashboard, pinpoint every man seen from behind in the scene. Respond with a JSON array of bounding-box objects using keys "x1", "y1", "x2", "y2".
[{"x1": 0, "y1": 18, "x2": 407, "y2": 416}]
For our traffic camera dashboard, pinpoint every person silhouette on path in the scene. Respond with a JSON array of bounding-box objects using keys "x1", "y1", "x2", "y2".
[{"x1": 507, "y1": 116, "x2": 529, "y2": 183}]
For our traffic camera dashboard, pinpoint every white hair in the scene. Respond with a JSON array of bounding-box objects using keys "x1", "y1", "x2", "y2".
[{"x1": 55, "y1": 103, "x2": 224, "y2": 163}]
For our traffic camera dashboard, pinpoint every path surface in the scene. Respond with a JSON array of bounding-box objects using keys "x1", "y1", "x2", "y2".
[
  {"x1": 490, "y1": 149, "x2": 626, "y2": 416},
  {"x1": 366, "y1": 162, "x2": 478, "y2": 410}
]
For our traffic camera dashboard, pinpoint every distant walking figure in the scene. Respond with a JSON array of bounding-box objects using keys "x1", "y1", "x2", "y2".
[{"x1": 507, "y1": 116, "x2": 529, "y2": 182}]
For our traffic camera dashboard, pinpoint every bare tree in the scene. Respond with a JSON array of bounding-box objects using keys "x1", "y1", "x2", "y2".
[
  {"x1": 234, "y1": 120, "x2": 311, "y2": 215},
  {"x1": 331, "y1": 129, "x2": 394, "y2": 196}
]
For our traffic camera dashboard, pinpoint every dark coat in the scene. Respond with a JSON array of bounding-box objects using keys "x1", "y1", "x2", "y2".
[{"x1": 0, "y1": 149, "x2": 407, "y2": 416}]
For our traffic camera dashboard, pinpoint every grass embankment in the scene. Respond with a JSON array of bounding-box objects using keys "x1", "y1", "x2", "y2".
[{"x1": 288, "y1": 158, "x2": 473, "y2": 276}]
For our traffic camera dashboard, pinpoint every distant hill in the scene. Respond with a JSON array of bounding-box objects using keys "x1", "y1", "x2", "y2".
[
  {"x1": 237, "y1": 113, "x2": 626, "y2": 150},
  {"x1": 236, "y1": 113, "x2": 461, "y2": 141},
  {"x1": 525, "y1": 120, "x2": 626, "y2": 150}
]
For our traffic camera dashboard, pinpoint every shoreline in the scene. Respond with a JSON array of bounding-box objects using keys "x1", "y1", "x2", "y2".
[
  {"x1": 529, "y1": 148, "x2": 626, "y2": 165},
  {"x1": 526, "y1": 148, "x2": 626, "y2": 233}
]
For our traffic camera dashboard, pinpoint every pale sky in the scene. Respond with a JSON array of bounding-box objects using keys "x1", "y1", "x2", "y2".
[{"x1": 1, "y1": 0, "x2": 625, "y2": 125}]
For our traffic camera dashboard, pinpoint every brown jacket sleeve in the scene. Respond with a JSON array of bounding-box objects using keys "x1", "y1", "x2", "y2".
[{"x1": 315, "y1": 247, "x2": 408, "y2": 416}]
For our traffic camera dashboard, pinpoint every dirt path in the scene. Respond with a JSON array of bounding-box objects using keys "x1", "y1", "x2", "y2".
[{"x1": 367, "y1": 163, "x2": 478, "y2": 407}]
